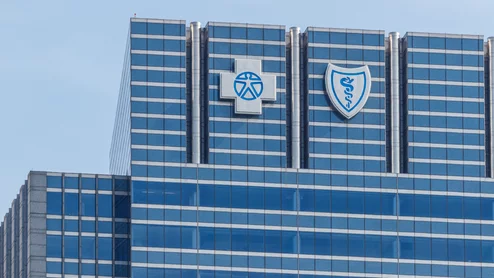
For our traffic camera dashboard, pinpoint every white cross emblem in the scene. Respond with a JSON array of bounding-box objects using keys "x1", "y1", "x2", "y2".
[{"x1": 220, "y1": 59, "x2": 277, "y2": 115}]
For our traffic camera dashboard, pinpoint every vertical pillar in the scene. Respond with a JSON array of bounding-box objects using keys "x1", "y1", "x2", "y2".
[
  {"x1": 290, "y1": 27, "x2": 301, "y2": 169},
  {"x1": 191, "y1": 22, "x2": 201, "y2": 164},
  {"x1": 389, "y1": 32, "x2": 401, "y2": 173},
  {"x1": 488, "y1": 37, "x2": 494, "y2": 177}
]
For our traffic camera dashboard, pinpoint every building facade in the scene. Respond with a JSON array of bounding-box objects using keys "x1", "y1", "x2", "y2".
[{"x1": 3, "y1": 17, "x2": 494, "y2": 277}]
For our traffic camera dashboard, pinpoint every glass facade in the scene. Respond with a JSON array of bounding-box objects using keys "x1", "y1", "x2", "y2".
[{"x1": 3, "y1": 17, "x2": 494, "y2": 278}]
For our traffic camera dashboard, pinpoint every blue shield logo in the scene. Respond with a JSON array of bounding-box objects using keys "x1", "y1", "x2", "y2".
[
  {"x1": 325, "y1": 63, "x2": 372, "y2": 119},
  {"x1": 234, "y1": 71, "x2": 264, "y2": 101}
]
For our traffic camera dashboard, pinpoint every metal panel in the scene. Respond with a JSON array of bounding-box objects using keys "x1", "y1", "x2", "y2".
[
  {"x1": 389, "y1": 32, "x2": 401, "y2": 173},
  {"x1": 191, "y1": 22, "x2": 201, "y2": 164},
  {"x1": 290, "y1": 27, "x2": 301, "y2": 169}
]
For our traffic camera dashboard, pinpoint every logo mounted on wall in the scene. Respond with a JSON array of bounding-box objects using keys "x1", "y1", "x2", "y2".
[
  {"x1": 220, "y1": 59, "x2": 276, "y2": 115},
  {"x1": 325, "y1": 63, "x2": 372, "y2": 119}
]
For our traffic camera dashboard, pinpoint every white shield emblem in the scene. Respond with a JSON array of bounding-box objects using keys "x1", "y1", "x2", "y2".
[{"x1": 325, "y1": 63, "x2": 372, "y2": 119}]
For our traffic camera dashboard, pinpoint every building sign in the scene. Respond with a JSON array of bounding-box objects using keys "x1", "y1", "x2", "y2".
[
  {"x1": 220, "y1": 59, "x2": 276, "y2": 115},
  {"x1": 325, "y1": 63, "x2": 372, "y2": 119}
]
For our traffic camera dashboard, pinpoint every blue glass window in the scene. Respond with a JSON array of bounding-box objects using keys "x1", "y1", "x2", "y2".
[
  {"x1": 64, "y1": 236, "x2": 79, "y2": 259},
  {"x1": 81, "y1": 194, "x2": 96, "y2": 216},
  {"x1": 64, "y1": 193, "x2": 79, "y2": 216},
  {"x1": 47, "y1": 192, "x2": 62, "y2": 214}
]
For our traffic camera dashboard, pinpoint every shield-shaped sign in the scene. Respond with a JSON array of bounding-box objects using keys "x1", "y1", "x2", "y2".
[{"x1": 325, "y1": 63, "x2": 372, "y2": 119}]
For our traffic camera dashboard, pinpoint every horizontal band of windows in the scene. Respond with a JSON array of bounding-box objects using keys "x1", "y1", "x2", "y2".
[
  {"x1": 131, "y1": 161, "x2": 494, "y2": 183},
  {"x1": 308, "y1": 58, "x2": 384, "y2": 66},
  {"x1": 131, "y1": 145, "x2": 185, "y2": 151},
  {"x1": 209, "y1": 101, "x2": 285, "y2": 109},
  {"x1": 208, "y1": 37, "x2": 285, "y2": 45},
  {"x1": 209, "y1": 106, "x2": 286, "y2": 120},
  {"x1": 131, "y1": 129, "x2": 185, "y2": 136},
  {"x1": 131, "y1": 247, "x2": 492, "y2": 269},
  {"x1": 131, "y1": 18, "x2": 185, "y2": 24},
  {"x1": 409, "y1": 158, "x2": 485, "y2": 166},
  {"x1": 211, "y1": 132, "x2": 285, "y2": 140},
  {"x1": 407, "y1": 79, "x2": 483, "y2": 87},
  {"x1": 407, "y1": 68, "x2": 484, "y2": 83},
  {"x1": 409, "y1": 110, "x2": 484, "y2": 118},
  {"x1": 46, "y1": 257, "x2": 116, "y2": 264},
  {"x1": 408, "y1": 126, "x2": 485, "y2": 134},
  {"x1": 131, "y1": 87, "x2": 185, "y2": 101},
  {"x1": 132, "y1": 133, "x2": 185, "y2": 148},
  {"x1": 131, "y1": 102, "x2": 184, "y2": 115},
  {"x1": 309, "y1": 89, "x2": 385, "y2": 98},
  {"x1": 409, "y1": 147, "x2": 484, "y2": 161},
  {"x1": 209, "y1": 69, "x2": 285, "y2": 76},
  {"x1": 130, "y1": 176, "x2": 494, "y2": 202},
  {"x1": 407, "y1": 47, "x2": 483, "y2": 55},
  {"x1": 308, "y1": 74, "x2": 384, "y2": 82},
  {"x1": 130, "y1": 53, "x2": 186, "y2": 68},
  {"x1": 210, "y1": 139, "x2": 286, "y2": 153},
  {"x1": 208, "y1": 155, "x2": 286, "y2": 168},
  {"x1": 408, "y1": 94, "x2": 484, "y2": 102},
  {"x1": 131, "y1": 69, "x2": 185, "y2": 83},
  {"x1": 208, "y1": 53, "x2": 285, "y2": 61},
  {"x1": 130, "y1": 34, "x2": 185, "y2": 40},
  {"x1": 46, "y1": 231, "x2": 119, "y2": 237},
  {"x1": 130, "y1": 49, "x2": 185, "y2": 56},
  {"x1": 409, "y1": 142, "x2": 484, "y2": 150},
  {"x1": 130, "y1": 219, "x2": 494, "y2": 241},
  {"x1": 310, "y1": 143, "x2": 384, "y2": 156},
  {"x1": 130, "y1": 38, "x2": 185, "y2": 52},
  {"x1": 307, "y1": 27, "x2": 384, "y2": 35},
  {"x1": 307, "y1": 49, "x2": 384, "y2": 62},
  {"x1": 45, "y1": 188, "x2": 125, "y2": 195},
  {"x1": 406, "y1": 31, "x2": 482, "y2": 40},
  {"x1": 208, "y1": 43, "x2": 285, "y2": 58},
  {"x1": 407, "y1": 52, "x2": 483, "y2": 68},
  {"x1": 309, "y1": 105, "x2": 385, "y2": 114},
  {"x1": 46, "y1": 215, "x2": 120, "y2": 222},
  {"x1": 208, "y1": 84, "x2": 286, "y2": 93},
  {"x1": 207, "y1": 21, "x2": 285, "y2": 30},
  {"x1": 408, "y1": 101, "x2": 485, "y2": 115},
  {"x1": 408, "y1": 119, "x2": 485, "y2": 132},
  {"x1": 131, "y1": 81, "x2": 185, "y2": 88},
  {"x1": 408, "y1": 63, "x2": 483, "y2": 71},
  {"x1": 131, "y1": 119, "x2": 185, "y2": 131},
  {"x1": 132, "y1": 204, "x2": 494, "y2": 227},
  {"x1": 310, "y1": 137, "x2": 385, "y2": 145},
  {"x1": 130, "y1": 65, "x2": 186, "y2": 72},
  {"x1": 308, "y1": 43, "x2": 384, "y2": 50},
  {"x1": 131, "y1": 97, "x2": 185, "y2": 104},
  {"x1": 210, "y1": 116, "x2": 285, "y2": 125},
  {"x1": 132, "y1": 150, "x2": 186, "y2": 163},
  {"x1": 309, "y1": 160, "x2": 385, "y2": 172},
  {"x1": 209, "y1": 124, "x2": 286, "y2": 137},
  {"x1": 131, "y1": 113, "x2": 185, "y2": 119},
  {"x1": 309, "y1": 153, "x2": 385, "y2": 161},
  {"x1": 407, "y1": 83, "x2": 483, "y2": 98},
  {"x1": 211, "y1": 148, "x2": 284, "y2": 156}
]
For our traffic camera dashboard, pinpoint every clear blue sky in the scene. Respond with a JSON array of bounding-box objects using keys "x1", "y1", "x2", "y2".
[{"x1": 0, "y1": 0, "x2": 492, "y2": 215}]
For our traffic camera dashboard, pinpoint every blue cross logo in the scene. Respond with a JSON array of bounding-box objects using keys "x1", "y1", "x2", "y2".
[
  {"x1": 220, "y1": 59, "x2": 276, "y2": 115},
  {"x1": 234, "y1": 71, "x2": 264, "y2": 101}
]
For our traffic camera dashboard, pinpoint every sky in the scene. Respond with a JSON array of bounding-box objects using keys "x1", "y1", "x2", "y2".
[{"x1": 0, "y1": 0, "x2": 493, "y2": 216}]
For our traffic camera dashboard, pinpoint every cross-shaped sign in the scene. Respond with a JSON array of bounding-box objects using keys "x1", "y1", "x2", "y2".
[{"x1": 220, "y1": 59, "x2": 277, "y2": 115}]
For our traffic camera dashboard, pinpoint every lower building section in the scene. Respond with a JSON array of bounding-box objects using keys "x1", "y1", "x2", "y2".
[{"x1": 4, "y1": 167, "x2": 494, "y2": 277}]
